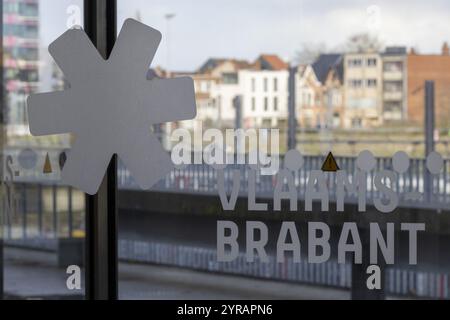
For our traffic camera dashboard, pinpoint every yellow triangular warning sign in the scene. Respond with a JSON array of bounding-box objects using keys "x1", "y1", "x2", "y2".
[
  {"x1": 321, "y1": 152, "x2": 340, "y2": 172},
  {"x1": 43, "y1": 153, "x2": 53, "y2": 174}
]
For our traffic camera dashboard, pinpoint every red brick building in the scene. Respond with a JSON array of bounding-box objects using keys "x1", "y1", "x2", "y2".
[{"x1": 407, "y1": 43, "x2": 450, "y2": 128}]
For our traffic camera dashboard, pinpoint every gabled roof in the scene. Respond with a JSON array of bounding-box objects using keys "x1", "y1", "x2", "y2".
[
  {"x1": 197, "y1": 58, "x2": 251, "y2": 74},
  {"x1": 311, "y1": 54, "x2": 342, "y2": 84},
  {"x1": 296, "y1": 64, "x2": 308, "y2": 77},
  {"x1": 253, "y1": 54, "x2": 288, "y2": 71},
  {"x1": 198, "y1": 58, "x2": 226, "y2": 73},
  {"x1": 296, "y1": 64, "x2": 321, "y2": 87}
]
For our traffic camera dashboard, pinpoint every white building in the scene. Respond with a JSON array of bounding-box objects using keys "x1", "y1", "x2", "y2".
[
  {"x1": 182, "y1": 55, "x2": 289, "y2": 131},
  {"x1": 211, "y1": 80, "x2": 241, "y2": 127},
  {"x1": 191, "y1": 73, "x2": 220, "y2": 130},
  {"x1": 186, "y1": 58, "x2": 251, "y2": 130},
  {"x1": 239, "y1": 69, "x2": 288, "y2": 128}
]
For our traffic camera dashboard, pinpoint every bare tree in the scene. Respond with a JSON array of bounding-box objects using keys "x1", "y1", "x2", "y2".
[
  {"x1": 294, "y1": 42, "x2": 327, "y2": 65},
  {"x1": 293, "y1": 33, "x2": 384, "y2": 65},
  {"x1": 341, "y1": 33, "x2": 383, "y2": 53}
]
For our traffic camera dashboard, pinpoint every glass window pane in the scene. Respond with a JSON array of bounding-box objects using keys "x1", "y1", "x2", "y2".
[
  {"x1": 115, "y1": 0, "x2": 450, "y2": 300},
  {"x1": 2, "y1": 0, "x2": 85, "y2": 300}
]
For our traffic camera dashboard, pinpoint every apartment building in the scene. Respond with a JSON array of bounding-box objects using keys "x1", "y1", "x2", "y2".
[
  {"x1": 3, "y1": 0, "x2": 40, "y2": 135},
  {"x1": 240, "y1": 55, "x2": 289, "y2": 128},
  {"x1": 297, "y1": 49, "x2": 409, "y2": 130},
  {"x1": 381, "y1": 47, "x2": 408, "y2": 122},
  {"x1": 407, "y1": 43, "x2": 450, "y2": 128},
  {"x1": 343, "y1": 51, "x2": 383, "y2": 128}
]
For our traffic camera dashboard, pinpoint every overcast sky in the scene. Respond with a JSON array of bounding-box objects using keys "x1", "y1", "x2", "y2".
[{"x1": 40, "y1": 0, "x2": 450, "y2": 71}]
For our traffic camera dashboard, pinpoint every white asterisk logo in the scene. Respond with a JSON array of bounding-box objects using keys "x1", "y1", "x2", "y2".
[{"x1": 27, "y1": 19, "x2": 197, "y2": 195}]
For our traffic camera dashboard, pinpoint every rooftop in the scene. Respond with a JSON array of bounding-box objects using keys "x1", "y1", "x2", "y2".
[
  {"x1": 253, "y1": 54, "x2": 288, "y2": 71},
  {"x1": 311, "y1": 54, "x2": 342, "y2": 84}
]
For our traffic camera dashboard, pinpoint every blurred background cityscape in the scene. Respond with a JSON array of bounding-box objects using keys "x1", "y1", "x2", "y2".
[
  {"x1": 1, "y1": 0, "x2": 450, "y2": 300},
  {"x1": 4, "y1": 0, "x2": 450, "y2": 158}
]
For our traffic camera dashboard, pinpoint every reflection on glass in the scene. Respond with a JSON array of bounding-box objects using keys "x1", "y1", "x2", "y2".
[
  {"x1": 115, "y1": 0, "x2": 450, "y2": 301},
  {"x1": 2, "y1": 0, "x2": 84, "y2": 300}
]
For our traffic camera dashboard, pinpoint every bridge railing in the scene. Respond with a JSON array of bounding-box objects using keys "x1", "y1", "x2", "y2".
[
  {"x1": 118, "y1": 155, "x2": 450, "y2": 209},
  {"x1": 3, "y1": 147, "x2": 450, "y2": 217}
]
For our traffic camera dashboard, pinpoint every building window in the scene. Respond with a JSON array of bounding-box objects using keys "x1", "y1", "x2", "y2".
[
  {"x1": 351, "y1": 118, "x2": 363, "y2": 128},
  {"x1": 252, "y1": 97, "x2": 256, "y2": 111},
  {"x1": 333, "y1": 112, "x2": 340, "y2": 127},
  {"x1": 264, "y1": 97, "x2": 268, "y2": 111},
  {"x1": 367, "y1": 79, "x2": 377, "y2": 87},
  {"x1": 273, "y1": 97, "x2": 278, "y2": 111},
  {"x1": 222, "y1": 72, "x2": 238, "y2": 84},
  {"x1": 384, "y1": 81, "x2": 402, "y2": 92},
  {"x1": 384, "y1": 61, "x2": 403, "y2": 72},
  {"x1": 349, "y1": 79, "x2": 363, "y2": 88},
  {"x1": 200, "y1": 81, "x2": 209, "y2": 92},
  {"x1": 264, "y1": 78, "x2": 268, "y2": 92},
  {"x1": 251, "y1": 78, "x2": 256, "y2": 92},
  {"x1": 367, "y1": 58, "x2": 377, "y2": 67},
  {"x1": 273, "y1": 78, "x2": 278, "y2": 92},
  {"x1": 315, "y1": 95, "x2": 321, "y2": 106},
  {"x1": 384, "y1": 101, "x2": 402, "y2": 112},
  {"x1": 332, "y1": 92, "x2": 341, "y2": 106},
  {"x1": 348, "y1": 59, "x2": 362, "y2": 67}
]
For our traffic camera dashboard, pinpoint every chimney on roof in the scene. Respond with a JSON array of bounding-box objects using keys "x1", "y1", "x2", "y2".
[
  {"x1": 409, "y1": 47, "x2": 417, "y2": 55},
  {"x1": 442, "y1": 42, "x2": 449, "y2": 55}
]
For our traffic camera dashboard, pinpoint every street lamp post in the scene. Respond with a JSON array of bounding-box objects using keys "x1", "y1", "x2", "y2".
[
  {"x1": 163, "y1": 13, "x2": 176, "y2": 150},
  {"x1": 164, "y1": 13, "x2": 176, "y2": 77},
  {"x1": 287, "y1": 65, "x2": 297, "y2": 150}
]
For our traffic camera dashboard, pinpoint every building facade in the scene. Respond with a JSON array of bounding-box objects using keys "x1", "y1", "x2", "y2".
[
  {"x1": 4, "y1": 0, "x2": 39, "y2": 135},
  {"x1": 188, "y1": 58, "x2": 250, "y2": 130},
  {"x1": 299, "y1": 54, "x2": 344, "y2": 130},
  {"x1": 322, "y1": 57, "x2": 345, "y2": 129},
  {"x1": 407, "y1": 43, "x2": 450, "y2": 128},
  {"x1": 191, "y1": 73, "x2": 220, "y2": 130},
  {"x1": 240, "y1": 54, "x2": 289, "y2": 129},
  {"x1": 381, "y1": 47, "x2": 408, "y2": 122},
  {"x1": 239, "y1": 68, "x2": 288, "y2": 128},
  {"x1": 343, "y1": 51, "x2": 383, "y2": 128},
  {"x1": 295, "y1": 64, "x2": 323, "y2": 129},
  {"x1": 189, "y1": 55, "x2": 289, "y2": 130}
]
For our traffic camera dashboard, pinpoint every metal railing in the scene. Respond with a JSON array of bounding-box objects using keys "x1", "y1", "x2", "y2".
[
  {"x1": 5, "y1": 147, "x2": 450, "y2": 209},
  {"x1": 4, "y1": 152, "x2": 450, "y2": 242},
  {"x1": 118, "y1": 155, "x2": 450, "y2": 209},
  {"x1": 2, "y1": 183, "x2": 79, "y2": 239}
]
